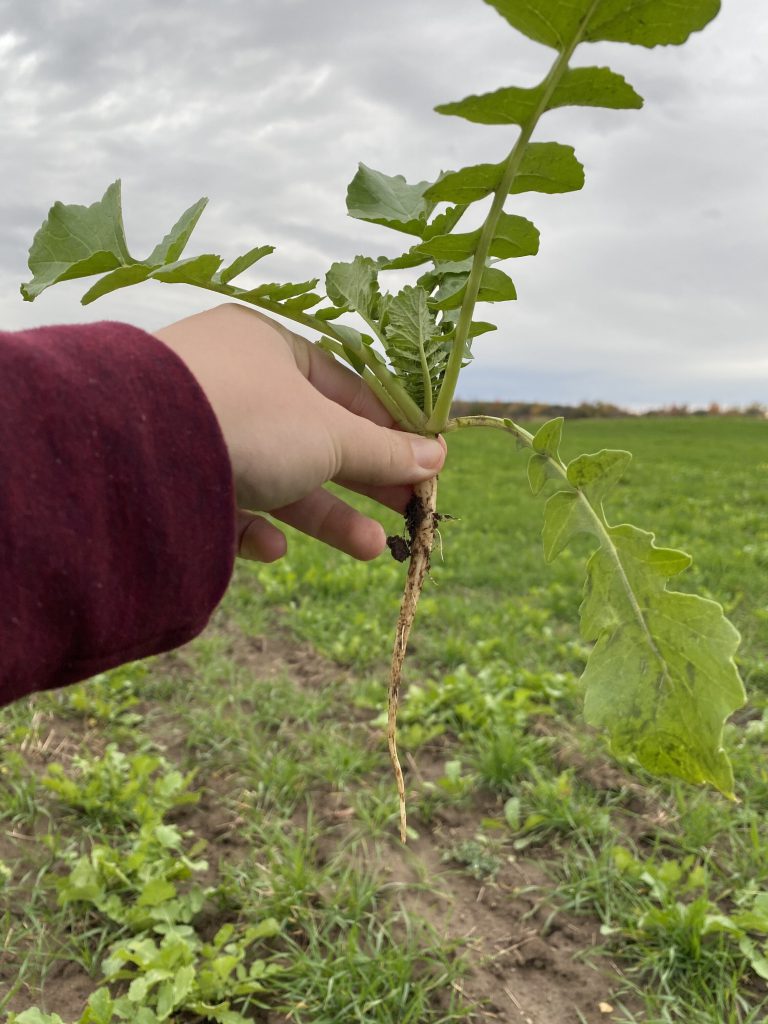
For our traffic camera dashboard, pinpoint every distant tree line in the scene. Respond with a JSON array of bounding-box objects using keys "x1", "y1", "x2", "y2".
[{"x1": 451, "y1": 400, "x2": 768, "y2": 420}]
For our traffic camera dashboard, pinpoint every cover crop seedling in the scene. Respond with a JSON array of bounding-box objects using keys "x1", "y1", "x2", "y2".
[{"x1": 21, "y1": 0, "x2": 745, "y2": 842}]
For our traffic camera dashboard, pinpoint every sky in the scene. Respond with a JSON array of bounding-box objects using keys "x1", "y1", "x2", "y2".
[{"x1": 0, "y1": 0, "x2": 765, "y2": 409}]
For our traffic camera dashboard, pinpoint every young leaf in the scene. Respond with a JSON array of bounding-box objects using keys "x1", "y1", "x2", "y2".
[
  {"x1": 325, "y1": 256, "x2": 380, "y2": 319},
  {"x1": 21, "y1": 180, "x2": 135, "y2": 300},
  {"x1": 532, "y1": 416, "x2": 564, "y2": 458},
  {"x1": 383, "y1": 285, "x2": 444, "y2": 408},
  {"x1": 346, "y1": 163, "x2": 435, "y2": 237}
]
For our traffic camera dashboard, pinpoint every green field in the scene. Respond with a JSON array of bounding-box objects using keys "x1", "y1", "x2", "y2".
[{"x1": 3, "y1": 417, "x2": 768, "y2": 1024}]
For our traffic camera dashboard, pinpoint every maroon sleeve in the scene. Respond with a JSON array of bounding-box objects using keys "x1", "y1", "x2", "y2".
[{"x1": 0, "y1": 321, "x2": 236, "y2": 706}]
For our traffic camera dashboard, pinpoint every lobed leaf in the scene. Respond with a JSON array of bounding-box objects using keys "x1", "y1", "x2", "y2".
[
  {"x1": 150, "y1": 254, "x2": 223, "y2": 284},
  {"x1": 432, "y1": 266, "x2": 517, "y2": 309},
  {"x1": 437, "y1": 67, "x2": 642, "y2": 126},
  {"x1": 346, "y1": 163, "x2": 435, "y2": 237},
  {"x1": 414, "y1": 212, "x2": 539, "y2": 263},
  {"x1": 240, "y1": 278, "x2": 319, "y2": 301},
  {"x1": 538, "y1": 443, "x2": 744, "y2": 797},
  {"x1": 425, "y1": 143, "x2": 584, "y2": 204},
  {"x1": 325, "y1": 256, "x2": 380, "y2": 319},
  {"x1": 580, "y1": 524, "x2": 743, "y2": 795},
  {"x1": 21, "y1": 180, "x2": 134, "y2": 300},
  {"x1": 483, "y1": 0, "x2": 720, "y2": 50},
  {"x1": 383, "y1": 285, "x2": 444, "y2": 407},
  {"x1": 218, "y1": 245, "x2": 275, "y2": 284},
  {"x1": 146, "y1": 197, "x2": 208, "y2": 266}
]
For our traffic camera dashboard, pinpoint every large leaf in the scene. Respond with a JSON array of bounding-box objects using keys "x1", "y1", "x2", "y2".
[
  {"x1": 425, "y1": 143, "x2": 584, "y2": 204},
  {"x1": 346, "y1": 163, "x2": 435, "y2": 237},
  {"x1": 437, "y1": 67, "x2": 642, "y2": 126},
  {"x1": 534, "y1": 438, "x2": 745, "y2": 796},
  {"x1": 483, "y1": 0, "x2": 720, "y2": 49},
  {"x1": 21, "y1": 180, "x2": 135, "y2": 300}
]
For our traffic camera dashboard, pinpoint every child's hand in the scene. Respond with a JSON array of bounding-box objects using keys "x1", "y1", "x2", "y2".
[{"x1": 154, "y1": 304, "x2": 445, "y2": 562}]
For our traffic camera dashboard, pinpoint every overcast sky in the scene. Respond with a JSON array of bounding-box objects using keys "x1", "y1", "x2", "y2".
[{"x1": 1, "y1": 0, "x2": 765, "y2": 408}]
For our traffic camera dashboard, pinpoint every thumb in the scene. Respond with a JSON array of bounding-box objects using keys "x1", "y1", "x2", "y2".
[{"x1": 327, "y1": 405, "x2": 446, "y2": 487}]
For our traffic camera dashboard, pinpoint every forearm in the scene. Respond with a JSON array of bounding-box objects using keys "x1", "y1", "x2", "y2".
[{"x1": 0, "y1": 321, "x2": 236, "y2": 706}]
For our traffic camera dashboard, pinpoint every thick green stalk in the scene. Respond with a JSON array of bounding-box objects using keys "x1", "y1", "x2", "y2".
[{"x1": 427, "y1": 0, "x2": 600, "y2": 433}]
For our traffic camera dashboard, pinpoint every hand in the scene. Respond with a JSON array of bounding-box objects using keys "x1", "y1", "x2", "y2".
[{"x1": 154, "y1": 304, "x2": 445, "y2": 563}]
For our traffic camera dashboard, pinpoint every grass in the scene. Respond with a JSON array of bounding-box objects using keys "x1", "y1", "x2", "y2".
[{"x1": 2, "y1": 416, "x2": 768, "y2": 1022}]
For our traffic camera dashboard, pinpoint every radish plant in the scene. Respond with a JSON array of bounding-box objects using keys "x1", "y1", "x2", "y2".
[{"x1": 22, "y1": 0, "x2": 745, "y2": 842}]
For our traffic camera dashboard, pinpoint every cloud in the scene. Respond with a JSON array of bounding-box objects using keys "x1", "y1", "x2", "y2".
[{"x1": 1, "y1": 0, "x2": 765, "y2": 405}]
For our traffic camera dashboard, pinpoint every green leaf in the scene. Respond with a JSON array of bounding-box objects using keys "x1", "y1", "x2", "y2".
[
  {"x1": 147, "y1": 197, "x2": 208, "y2": 266},
  {"x1": 346, "y1": 163, "x2": 434, "y2": 237},
  {"x1": 415, "y1": 213, "x2": 539, "y2": 263},
  {"x1": 10, "y1": 1012, "x2": 67, "y2": 1024},
  {"x1": 580, "y1": 524, "x2": 743, "y2": 795},
  {"x1": 437, "y1": 67, "x2": 642, "y2": 126},
  {"x1": 532, "y1": 417, "x2": 564, "y2": 458},
  {"x1": 422, "y1": 204, "x2": 467, "y2": 240},
  {"x1": 527, "y1": 454, "x2": 550, "y2": 496},
  {"x1": 239, "y1": 278, "x2": 318, "y2": 301},
  {"x1": 245, "y1": 917, "x2": 281, "y2": 941},
  {"x1": 378, "y1": 249, "x2": 433, "y2": 271},
  {"x1": 149, "y1": 254, "x2": 222, "y2": 284},
  {"x1": 325, "y1": 256, "x2": 380, "y2": 318},
  {"x1": 82, "y1": 987, "x2": 115, "y2": 1024},
  {"x1": 483, "y1": 0, "x2": 720, "y2": 49},
  {"x1": 81, "y1": 265, "x2": 153, "y2": 304},
  {"x1": 433, "y1": 266, "x2": 517, "y2": 309},
  {"x1": 542, "y1": 491, "x2": 594, "y2": 562},
  {"x1": 218, "y1": 245, "x2": 274, "y2": 285},
  {"x1": 21, "y1": 180, "x2": 134, "y2": 301},
  {"x1": 504, "y1": 796, "x2": 521, "y2": 831},
  {"x1": 137, "y1": 878, "x2": 176, "y2": 907},
  {"x1": 566, "y1": 448, "x2": 634, "y2": 507},
  {"x1": 383, "y1": 285, "x2": 443, "y2": 408},
  {"x1": 425, "y1": 143, "x2": 584, "y2": 204}
]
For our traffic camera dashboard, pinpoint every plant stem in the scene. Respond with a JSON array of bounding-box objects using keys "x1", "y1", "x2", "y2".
[
  {"x1": 447, "y1": 413, "x2": 667, "y2": 673},
  {"x1": 427, "y1": 0, "x2": 601, "y2": 434}
]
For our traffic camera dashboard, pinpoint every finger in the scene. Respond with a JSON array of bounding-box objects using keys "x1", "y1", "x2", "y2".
[
  {"x1": 327, "y1": 409, "x2": 447, "y2": 488},
  {"x1": 334, "y1": 480, "x2": 414, "y2": 515},
  {"x1": 237, "y1": 510, "x2": 287, "y2": 562},
  {"x1": 286, "y1": 332, "x2": 396, "y2": 427},
  {"x1": 272, "y1": 488, "x2": 388, "y2": 561}
]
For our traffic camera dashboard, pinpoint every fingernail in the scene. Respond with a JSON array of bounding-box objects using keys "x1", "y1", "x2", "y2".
[{"x1": 411, "y1": 437, "x2": 444, "y2": 470}]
